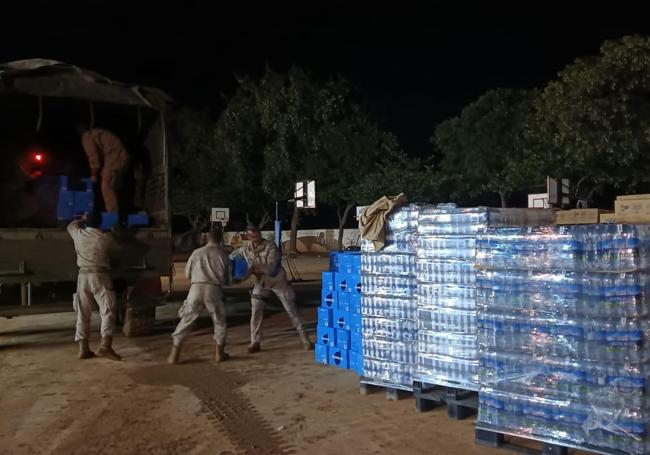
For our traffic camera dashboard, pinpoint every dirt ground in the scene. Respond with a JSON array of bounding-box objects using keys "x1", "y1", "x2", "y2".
[{"x1": 0, "y1": 302, "x2": 506, "y2": 455}]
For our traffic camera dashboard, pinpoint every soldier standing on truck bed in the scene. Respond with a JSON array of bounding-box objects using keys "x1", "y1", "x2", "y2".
[
  {"x1": 76, "y1": 125, "x2": 130, "y2": 215},
  {"x1": 67, "y1": 211, "x2": 121, "y2": 361}
]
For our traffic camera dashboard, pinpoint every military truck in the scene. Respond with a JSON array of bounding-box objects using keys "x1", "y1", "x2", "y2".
[{"x1": 0, "y1": 59, "x2": 172, "y2": 335}]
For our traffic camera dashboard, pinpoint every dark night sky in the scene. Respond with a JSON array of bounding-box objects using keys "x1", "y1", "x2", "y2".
[{"x1": 2, "y1": 2, "x2": 650, "y2": 157}]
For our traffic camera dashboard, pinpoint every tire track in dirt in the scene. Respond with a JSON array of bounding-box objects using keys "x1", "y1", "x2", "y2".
[{"x1": 131, "y1": 363, "x2": 294, "y2": 455}]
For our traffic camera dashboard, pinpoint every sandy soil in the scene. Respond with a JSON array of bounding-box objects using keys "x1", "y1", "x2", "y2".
[{"x1": 0, "y1": 302, "x2": 510, "y2": 455}]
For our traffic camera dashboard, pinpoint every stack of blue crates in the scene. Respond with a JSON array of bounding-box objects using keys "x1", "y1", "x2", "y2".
[
  {"x1": 315, "y1": 251, "x2": 363, "y2": 376},
  {"x1": 56, "y1": 176, "x2": 94, "y2": 221},
  {"x1": 100, "y1": 212, "x2": 150, "y2": 230},
  {"x1": 56, "y1": 176, "x2": 150, "y2": 229}
]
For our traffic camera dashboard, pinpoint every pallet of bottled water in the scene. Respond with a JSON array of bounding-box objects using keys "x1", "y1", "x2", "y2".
[
  {"x1": 415, "y1": 204, "x2": 482, "y2": 391},
  {"x1": 361, "y1": 295, "x2": 418, "y2": 320},
  {"x1": 476, "y1": 224, "x2": 650, "y2": 272},
  {"x1": 476, "y1": 224, "x2": 650, "y2": 455},
  {"x1": 417, "y1": 205, "x2": 555, "y2": 236},
  {"x1": 416, "y1": 259, "x2": 476, "y2": 285},
  {"x1": 416, "y1": 354, "x2": 479, "y2": 390},
  {"x1": 414, "y1": 204, "x2": 554, "y2": 398},
  {"x1": 361, "y1": 205, "x2": 420, "y2": 254},
  {"x1": 361, "y1": 205, "x2": 419, "y2": 391}
]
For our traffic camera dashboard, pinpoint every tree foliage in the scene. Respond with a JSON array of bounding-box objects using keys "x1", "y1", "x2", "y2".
[
  {"x1": 528, "y1": 35, "x2": 650, "y2": 198},
  {"x1": 213, "y1": 66, "x2": 426, "y2": 249},
  {"x1": 434, "y1": 88, "x2": 541, "y2": 207}
]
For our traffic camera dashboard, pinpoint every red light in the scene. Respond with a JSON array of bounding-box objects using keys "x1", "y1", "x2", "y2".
[{"x1": 30, "y1": 151, "x2": 45, "y2": 164}]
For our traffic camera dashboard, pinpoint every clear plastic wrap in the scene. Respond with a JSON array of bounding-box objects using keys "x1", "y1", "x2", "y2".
[
  {"x1": 417, "y1": 236, "x2": 476, "y2": 260},
  {"x1": 361, "y1": 275, "x2": 418, "y2": 297},
  {"x1": 479, "y1": 351, "x2": 649, "y2": 408},
  {"x1": 361, "y1": 252, "x2": 417, "y2": 276},
  {"x1": 362, "y1": 317, "x2": 418, "y2": 342},
  {"x1": 417, "y1": 331, "x2": 478, "y2": 359},
  {"x1": 362, "y1": 358, "x2": 413, "y2": 388},
  {"x1": 360, "y1": 205, "x2": 420, "y2": 391},
  {"x1": 417, "y1": 308, "x2": 478, "y2": 334},
  {"x1": 362, "y1": 339, "x2": 417, "y2": 364},
  {"x1": 476, "y1": 224, "x2": 650, "y2": 272},
  {"x1": 415, "y1": 353, "x2": 479, "y2": 390},
  {"x1": 479, "y1": 389, "x2": 650, "y2": 455},
  {"x1": 361, "y1": 295, "x2": 418, "y2": 320},
  {"x1": 477, "y1": 224, "x2": 650, "y2": 454},
  {"x1": 416, "y1": 283, "x2": 476, "y2": 311},
  {"x1": 415, "y1": 204, "x2": 483, "y2": 389},
  {"x1": 361, "y1": 204, "x2": 420, "y2": 253},
  {"x1": 416, "y1": 259, "x2": 476, "y2": 285},
  {"x1": 417, "y1": 205, "x2": 555, "y2": 236}
]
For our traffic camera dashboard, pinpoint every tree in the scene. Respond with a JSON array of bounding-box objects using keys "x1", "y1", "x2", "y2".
[
  {"x1": 213, "y1": 87, "x2": 275, "y2": 229},
  {"x1": 168, "y1": 107, "x2": 234, "y2": 250},
  {"x1": 528, "y1": 35, "x2": 650, "y2": 200},
  {"x1": 215, "y1": 67, "x2": 338, "y2": 248},
  {"x1": 434, "y1": 88, "x2": 541, "y2": 207},
  {"x1": 309, "y1": 115, "x2": 414, "y2": 249},
  {"x1": 216, "y1": 66, "x2": 411, "y2": 251},
  {"x1": 349, "y1": 150, "x2": 437, "y2": 204}
]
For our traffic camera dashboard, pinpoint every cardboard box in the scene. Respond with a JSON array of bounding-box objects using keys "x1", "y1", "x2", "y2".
[
  {"x1": 616, "y1": 194, "x2": 650, "y2": 201},
  {"x1": 615, "y1": 199, "x2": 650, "y2": 217},
  {"x1": 614, "y1": 214, "x2": 650, "y2": 224},
  {"x1": 555, "y1": 209, "x2": 608, "y2": 225},
  {"x1": 599, "y1": 213, "x2": 618, "y2": 224}
]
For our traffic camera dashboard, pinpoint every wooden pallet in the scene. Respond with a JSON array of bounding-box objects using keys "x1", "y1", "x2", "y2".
[
  {"x1": 413, "y1": 381, "x2": 478, "y2": 420},
  {"x1": 359, "y1": 377, "x2": 412, "y2": 401}
]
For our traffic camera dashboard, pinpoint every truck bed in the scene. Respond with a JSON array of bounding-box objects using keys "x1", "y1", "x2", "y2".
[{"x1": 0, "y1": 227, "x2": 170, "y2": 285}]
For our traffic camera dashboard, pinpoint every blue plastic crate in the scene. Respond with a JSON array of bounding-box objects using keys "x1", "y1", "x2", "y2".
[
  {"x1": 335, "y1": 273, "x2": 360, "y2": 294},
  {"x1": 351, "y1": 278, "x2": 362, "y2": 295},
  {"x1": 328, "y1": 347, "x2": 349, "y2": 369},
  {"x1": 336, "y1": 329, "x2": 351, "y2": 350},
  {"x1": 329, "y1": 251, "x2": 340, "y2": 273},
  {"x1": 315, "y1": 343, "x2": 329, "y2": 365},
  {"x1": 100, "y1": 212, "x2": 118, "y2": 230},
  {"x1": 350, "y1": 293, "x2": 361, "y2": 314},
  {"x1": 316, "y1": 325, "x2": 336, "y2": 347},
  {"x1": 351, "y1": 332, "x2": 362, "y2": 353},
  {"x1": 333, "y1": 309, "x2": 350, "y2": 331},
  {"x1": 73, "y1": 191, "x2": 94, "y2": 215},
  {"x1": 351, "y1": 313, "x2": 362, "y2": 336},
  {"x1": 321, "y1": 289, "x2": 337, "y2": 310},
  {"x1": 56, "y1": 190, "x2": 74, "y2": 221},
  {"x1": 339, "y1": 252, "x2": 361, "y2": 275},
  {"x1": 322, "y1": 272, "x2": 335, "y2": 292},
  {"x1": 80, "y1": 177, "x2": 93, "y2": 192},
  {"x1": 349, "y1": 350, "x2": 364, "y2": 376},
  {"x1": 232, "y1": 258, "x2": 249, "y2": 280},
  {"x1": 337, "y1": 292, "x2": 351, "y2": 312},
  {"x1": 317, "y1": 308, "x2": 333, "y2": 328},
  {"x1": 128, "y1": 213, "x2": 149, "y2": 228}
]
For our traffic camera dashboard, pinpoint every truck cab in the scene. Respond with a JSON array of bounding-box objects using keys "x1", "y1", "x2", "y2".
[{"x1": 0, "y1": 59, "x2": 172, "y2": 335}]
